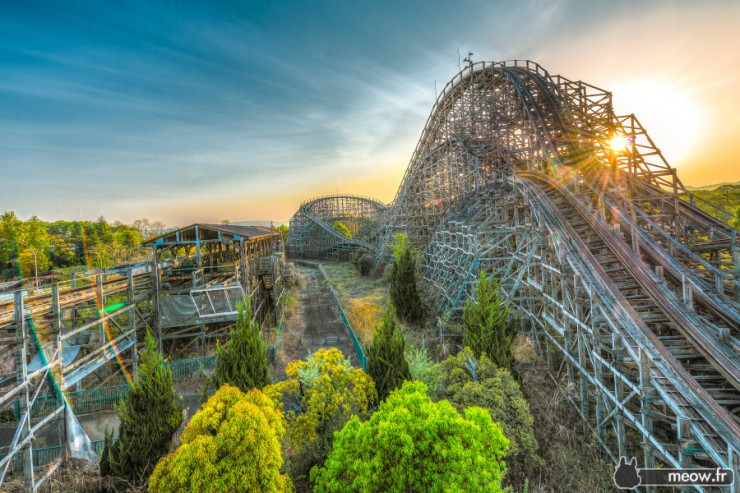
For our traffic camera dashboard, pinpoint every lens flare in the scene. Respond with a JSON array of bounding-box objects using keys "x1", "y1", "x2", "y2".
[
  {"x1": 609, "y1": 135, "x2": 629, "y2": 152},
  {"x1": 80, "y1": 224, "x2": 136, "y2": 389}
]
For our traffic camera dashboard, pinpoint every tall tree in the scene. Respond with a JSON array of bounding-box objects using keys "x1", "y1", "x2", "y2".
[
  {"x1": 463, "y1": 271, "x2": 517, "y2": 372},
  {"x1": 100, "y1": 331, "x2": 183, "y2": 487},
  {"x1": 212, "y1": 300, "x2": 271, "y2": 392},
  {"x1": 0, "y1": 212, "x2": 22, "y2": 276},
  {"x1": 18, "y1": 216, "x2": 50, "y2": 284},
  {"x1": 366, "y1": 303, "x2": 411, "y2": 403},
  {"x1": 388, "y1": 234, "x2": 423, "y2": 323}
]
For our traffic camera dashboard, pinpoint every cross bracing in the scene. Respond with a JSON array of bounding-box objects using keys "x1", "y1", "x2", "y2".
[
  {"x1": 0, "y1": 224, "x2": 285, "y2": 491},
  {"x1": 288, "y1": 60, "x2": 740, "y2": 490}
]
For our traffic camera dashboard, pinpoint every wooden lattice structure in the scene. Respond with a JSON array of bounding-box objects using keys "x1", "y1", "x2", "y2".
[
  {"x1": 288, "y1": 195, "x2": 387, "y2": 260},
  {"x1": 0, "y1": 224, "x2": 285, "y2": 491},
  {"x1": 142, "y1": 224, "x2": 284, "y2": 355},
  {"x1": 289, "y1": 60, "x2": 740, "y2": 490}
]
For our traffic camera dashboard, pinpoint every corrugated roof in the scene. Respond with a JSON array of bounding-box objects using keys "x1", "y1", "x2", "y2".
[
  {"x1": 142, "y1": 223, "x2": 278, "y2": 247},
  {"x1": 200, "y1": 223, "x2": 277, "y2": 237}
]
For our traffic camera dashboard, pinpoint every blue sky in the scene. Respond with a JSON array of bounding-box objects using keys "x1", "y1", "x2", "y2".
[{"x1": 2, "y1": 0, "x2": 739, "y2": 225}]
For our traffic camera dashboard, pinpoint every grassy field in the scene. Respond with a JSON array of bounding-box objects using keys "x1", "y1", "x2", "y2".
[{"x1": 319, "y1": 261, "x2": 388, "y2": 343}]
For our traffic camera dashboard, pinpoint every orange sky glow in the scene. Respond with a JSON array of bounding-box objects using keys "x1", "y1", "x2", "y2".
[{"x1": 4, "y1": 1, "x2": 738, "y2": 227}]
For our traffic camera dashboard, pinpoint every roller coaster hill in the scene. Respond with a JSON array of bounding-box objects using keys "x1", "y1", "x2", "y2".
[{"x1": 288, "y1": 60, "x2": 740, "y2": 489}]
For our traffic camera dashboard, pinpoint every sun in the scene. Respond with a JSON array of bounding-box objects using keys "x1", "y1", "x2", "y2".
[
  {"x1": 609, "y1": 134, "x2": 630, "y2": 152},
  {"x1": 610, "y1": 79, "x2": 703, "y2": 166}
]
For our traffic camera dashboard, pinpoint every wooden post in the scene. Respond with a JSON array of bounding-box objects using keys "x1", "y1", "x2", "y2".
[
  {"x1": 128, "y1": 269, "x2": 138, "y2": 382},
  {"x1": 152, "y1": 246, "x2": 163, "y2": 352},
  {"x1": 96, "y1": 274, "x2": 104, "y2": 343},
  {"x1": 639, "y1": 349, "x2": 655, "y2": 492},
  {"x1": 681, "y1": 275, "x2": 693, "y2": 310},
  {"x1": 612, "y1": 333, "x2": 626, "y2": 458},
  {"x1": 195, "y1": 225, "x2": 202, "y2": 270},
  {"x1": 51, "y1": 285, "x2": 67, "y2": 461},
  {"x1": 14, "y1": 291, "x2": 34, "y2": 492}
]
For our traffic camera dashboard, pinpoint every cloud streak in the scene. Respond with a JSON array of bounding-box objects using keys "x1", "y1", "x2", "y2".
[{"x1": 1, "y1": 0, "x2": 739, "y2": 225}]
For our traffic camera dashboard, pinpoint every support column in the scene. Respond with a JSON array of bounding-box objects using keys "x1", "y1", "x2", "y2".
[
  {"x1": 592, "y1": 299, "x2": 606, "y2": 447},
  {"x1": 14, "y1": 291, "x2": 34, "y2": 492},
  {"x1": 612, "y1": 333, "x2": 626, "y2": 458},
  {"x1": 95, "y1": 274, "x2": 104, "y2": 344},
  {"x1": 127, "y1": 269, "x2": 138, "y2": 382},
  {"x1": 152, "y1": 246, "x2": 163, "y2": 352},
  {"x1": 51, "y1": 285, "x2": 66, "y2": 462},
  {"x1": 195, "y1": 225, "x2": 202, "y2": 270},
  {"x1": 639, "y1": 348, "x2": 655, "y2": 493}
]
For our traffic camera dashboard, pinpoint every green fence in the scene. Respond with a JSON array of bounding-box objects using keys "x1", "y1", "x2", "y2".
[
  {"x1": 8, "y1": 354, "x2": 218, "y2": 421},
  {"x1": 164, "y1": 354, "x2": 217, "y2": 379},
  {"x1": 316, "y1": 264, "x2": 367, "y2": 369},
  {"x1": 268, "y1": 314, "x2": 286, "y2": 363},
  {"x1": 0, "y1": 430, "x2": 185, "y2": 473},
  {"x1": 12, "y1": 384, "x2": 132, "y2": 421},
  {"x1": 0, "y1": 445, "x2": 63, "y2": 473}
]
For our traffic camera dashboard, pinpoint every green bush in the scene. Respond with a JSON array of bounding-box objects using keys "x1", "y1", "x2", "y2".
[
  {"x1": 333, "y1": 221, "x2": 352, "y2": 238},
  {"x1": 353, "y1": 250, "x2": 374, "y2": 276},
  {"x1": 149, "y1": 385, "x2": 291, "y2": 493},
  {"x1": 268, "y1": 348, "x2": 376, "y2": 491},
  {"x1": 405, "y1": 345, "x2": 441, "y2": 398},
  {"x1": 311, "y1": 381, "x2": 509, "y2": 492},
  {"x1": 439, "y1": 351, "x2": 540, "y2": 489}
]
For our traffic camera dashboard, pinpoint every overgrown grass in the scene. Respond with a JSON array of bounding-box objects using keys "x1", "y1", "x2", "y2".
[
  {"x1": 320, "y1": 261, "x2": 387, "y2": 343},
  {"x1": 320, "y1": 261, "x2": 387, "y2": 302},
  {"x1": 345, "y1": 297, "x2": 382, "y2": 343},
  {"x1": 515, "y1": 340, "x2": 614, "y2": 492}
]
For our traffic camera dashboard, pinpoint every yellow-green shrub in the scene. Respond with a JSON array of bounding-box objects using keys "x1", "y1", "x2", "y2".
[
  {"x1": 268, "y1": 348, "x2": 376, "y2": 489},
  {"x1": 149, "y1": 384, "x2": 291, "y2": 493}
]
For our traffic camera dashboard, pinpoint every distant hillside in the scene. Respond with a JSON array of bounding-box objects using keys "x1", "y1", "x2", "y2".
[
  {"x1": 684, "y1": 183, "x2": 740, "y2": 227},
  {"x1": 685, "y1": 181, "x2": 740, "y2": 191},
  {"x1": 232, "y1": 220, "x2": 287, "y2": 228}
]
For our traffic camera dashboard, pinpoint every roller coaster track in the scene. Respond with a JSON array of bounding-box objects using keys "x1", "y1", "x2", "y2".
[
  {"x1": 288, "y1": 195, "x2": 387, "y2": 260},
  {"x1": 0, "y1": 270, "x2": 152, "y2": 334},
  {"x1": 519, "y1": 171, "x2": 739, "y2": 464},
  {"x1": 289, "y1": 60, "x2": 740, "y2": 487}
]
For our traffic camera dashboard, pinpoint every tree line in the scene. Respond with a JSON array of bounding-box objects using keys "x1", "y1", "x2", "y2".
[{"x1": 0, "y1": 212, "x2": 166, "y2": 282}]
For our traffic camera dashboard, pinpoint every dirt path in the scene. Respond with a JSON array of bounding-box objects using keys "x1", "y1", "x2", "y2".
[{"x1": 273, "y1": 263, "x2": 359, "y2": 379}]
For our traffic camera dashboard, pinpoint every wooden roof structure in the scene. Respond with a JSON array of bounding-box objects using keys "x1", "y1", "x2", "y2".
[{"x1": 142, "y1": 223, "x2": 278, "y2": 248}]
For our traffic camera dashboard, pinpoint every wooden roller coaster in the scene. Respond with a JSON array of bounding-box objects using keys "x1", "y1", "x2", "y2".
[{"x1": 289, "y1": 60, "x2": 740, "y2": 491}]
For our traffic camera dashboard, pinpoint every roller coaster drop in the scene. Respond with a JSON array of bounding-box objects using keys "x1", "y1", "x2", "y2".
[{"x1": 288, "y1": 60, "x2": 740, "y2": 490}]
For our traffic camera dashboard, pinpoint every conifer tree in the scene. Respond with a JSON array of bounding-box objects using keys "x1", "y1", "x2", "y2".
[
  {"x1": 463, "y1": 271, "x2": 517, "y2": 372},
  {"x1": 100, "y1": 330, "x2": 183, "y2": 486},
  {"x1": 389, "y1": 234, "x2": 423, "y2": 323},
  {"x1": 366, "y1": 303, "x2": 412, "y2": 402},
  {"x1": 212, "y1": 299, "x2": 271, "y2": 392}
]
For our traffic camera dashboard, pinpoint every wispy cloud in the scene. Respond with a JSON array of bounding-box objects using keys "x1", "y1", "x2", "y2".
[{"x1": 1, "y1": 0, "x2": 739, "y2": 224}]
